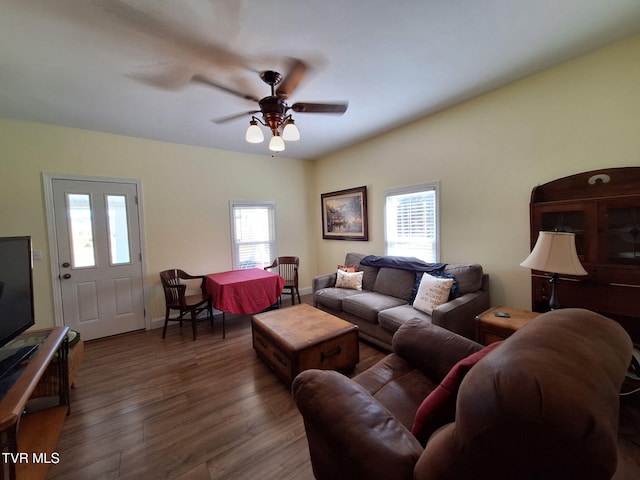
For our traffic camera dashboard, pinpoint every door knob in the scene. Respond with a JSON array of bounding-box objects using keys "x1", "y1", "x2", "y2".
[
  {"x1": 62, "y1": 262, "x2": 71, "y2": 268},
  {"x1": 62, "y1": 273, "x2": 72, "y2": 279}
]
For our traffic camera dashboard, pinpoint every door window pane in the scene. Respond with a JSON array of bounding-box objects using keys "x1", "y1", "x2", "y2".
[
  {"x1": 68, "y1": 193, "x2": 96, "y2": 268},
  {"x1": 107, "y1": 195, "x2": 131, "y2": 265}
]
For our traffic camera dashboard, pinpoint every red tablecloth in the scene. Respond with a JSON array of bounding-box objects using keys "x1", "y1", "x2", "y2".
[{"x1": 206, "y1": 268, "x2": 285, "y2": 315}]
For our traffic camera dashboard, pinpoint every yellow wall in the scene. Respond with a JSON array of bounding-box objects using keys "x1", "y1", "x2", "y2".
[
  {"x1": 2, "y1": 34, "x2": 639, "y2": 330},
  {"x1": 0, "y1": 123, "x2": 315, "y2": 328},
  {"x1": 313, "y1": 34, "x2": 640, "y2": 310}
]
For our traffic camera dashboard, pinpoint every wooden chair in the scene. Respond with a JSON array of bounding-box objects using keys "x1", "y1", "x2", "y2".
[
  {"x1": 160, "y1": 269, "x2": 213, "y2": 340},
  {"x1": 265, "y1": 256, "x2": 301, "y2": 305}
]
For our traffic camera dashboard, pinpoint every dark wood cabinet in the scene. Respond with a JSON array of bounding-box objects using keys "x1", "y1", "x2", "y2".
[{"x1": 529, "y1": 167, "x2": 640, "y2": 342}]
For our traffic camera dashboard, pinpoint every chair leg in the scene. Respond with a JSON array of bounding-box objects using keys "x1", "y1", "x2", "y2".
[
  {"x1": 295, "y1": 287, "x2": 301, "y2": 304},
  {"x1": 162, "y1": 308, "x2": 170, "y2": 339},
  {"x1": 190, "y1": 309, "x2": 197, "y2": 341}
]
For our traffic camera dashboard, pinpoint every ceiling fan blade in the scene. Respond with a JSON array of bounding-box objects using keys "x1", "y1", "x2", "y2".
[
  {"x1": 95, "y1": 0, "x2": 251, "y2": 72},
  {"x1": 192, "y1": 75, "x2": 260, "y2": 103},
  {"x1": 291, "y1": 102, "x2": 348, "y2": 114},
  {"x1": 127, "y1": 64, "x2": 194, "y2": 90},
  {"x1": 211, "y1": 111, "x2": 260, "y2": 125},
  {"x1": 276, "y1": 58, "x2": 308, "y2": 98}
]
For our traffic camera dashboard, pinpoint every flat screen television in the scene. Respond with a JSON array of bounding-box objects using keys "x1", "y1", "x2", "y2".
[{"x1": 0, "y1": 236, "x2": 35, "y2": 352}]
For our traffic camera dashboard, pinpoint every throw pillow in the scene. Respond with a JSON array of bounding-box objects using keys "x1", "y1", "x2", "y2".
[
  {"x1": 337, "y1": 264, "x2": 358, "y2": 272},
  {"x1": 411, "y1": 341, "x2": 502, "y2": 445},
  {"x1": 409, "y1": 272, "x2": 458, "y2": 304},
  {"x1": 335, "y1": 269, "x2": 364, "y2": 290},
  {"x1": 412, "y1": 274, "x2": 455, "y2": 314}
]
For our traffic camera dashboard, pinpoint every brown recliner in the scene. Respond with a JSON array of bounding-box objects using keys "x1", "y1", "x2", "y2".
[{"x1": 292, "y1": 309, "x2": 633, "y2": 480}]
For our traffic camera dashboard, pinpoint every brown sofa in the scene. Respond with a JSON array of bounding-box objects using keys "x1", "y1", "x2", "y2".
[
  {"x1": 313, "y1": 252, "x2": 490, "y2": 350},
  {"x1": 293, "y1": 309, "x2": 633, "y2": 480}
]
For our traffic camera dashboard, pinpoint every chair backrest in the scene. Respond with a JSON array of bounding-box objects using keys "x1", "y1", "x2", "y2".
[
  {"x1": 272, "y1": 257, "x2": 299, "y2": 285},
  {"x1": 417, "y1": 308, "x2": 633, "y2": 480},
  {"x1": 159, "y1": 269, "x2": 187, "y2": 307}
]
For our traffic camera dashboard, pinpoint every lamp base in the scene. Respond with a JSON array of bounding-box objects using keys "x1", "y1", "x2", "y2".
[{"x1": 548, "y1": 273, "x2": 561, "y2": 310}]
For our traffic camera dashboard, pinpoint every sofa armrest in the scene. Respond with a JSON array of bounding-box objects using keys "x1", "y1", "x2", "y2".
[
  {"x1": 292, "y1": 369, "x2": 423, "y2": 480},
  {"x1": 431, "y1": 289, "x2": 491, "y2": 340},
  {"x1": 312, "y1": 272, "x2": 337, "y2": 292},
  {"x1": 392, "y1": 318, "x2": 483, "y2": 381}
]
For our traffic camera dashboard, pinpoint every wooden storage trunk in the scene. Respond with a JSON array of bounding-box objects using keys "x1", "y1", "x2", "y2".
[{"x1": 252, "y1": 304, "x2": 359, "y2": 385}]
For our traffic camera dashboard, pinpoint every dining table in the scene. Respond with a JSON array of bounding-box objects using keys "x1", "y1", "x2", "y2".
[{"x1": 205, "y1": 268, "x2": 285, "y2": 338}]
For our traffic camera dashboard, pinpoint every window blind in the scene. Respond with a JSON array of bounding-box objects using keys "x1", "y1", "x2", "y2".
[{"x1": 385, "y1": 183, "x2": 439, "y2": 262}]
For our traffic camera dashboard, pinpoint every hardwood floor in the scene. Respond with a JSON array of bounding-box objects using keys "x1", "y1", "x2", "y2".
[
  {"x1": 46, "y1": 296, "x2": 640, "y2": 479},
  {"x1": 46, "y1": 297, "x2": 385, "y2": 480}
]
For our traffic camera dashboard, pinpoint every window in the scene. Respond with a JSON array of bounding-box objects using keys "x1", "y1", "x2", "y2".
[
  {"x1": 106, "y1": 195, "x2": 131, "y2": 265},
  {"x1": 67, "y1": 193, "x2": 95, "y2": 268},
  {"x1": 230, "y1": 201, "x2": 277, "y2": 270},
  {"x1": 384, "y1": 182, "x2": 440, "y2": 262}
]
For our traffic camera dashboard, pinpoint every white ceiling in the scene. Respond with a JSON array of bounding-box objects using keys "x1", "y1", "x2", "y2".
[{"x1": 2, "y1": 0, "x2": 640, "y2": 160}]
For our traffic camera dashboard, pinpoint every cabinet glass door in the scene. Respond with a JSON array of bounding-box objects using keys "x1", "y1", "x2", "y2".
[{"x1": 602, "y1": 204, "x2": 640, "y2": 264}]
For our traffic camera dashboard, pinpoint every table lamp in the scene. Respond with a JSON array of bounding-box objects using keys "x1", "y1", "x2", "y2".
[{"x1": 520, "y1": 231, "x2": 588, "y2": 310}]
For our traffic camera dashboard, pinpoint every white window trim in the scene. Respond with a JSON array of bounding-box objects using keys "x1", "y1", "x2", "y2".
[
  {"x1": 384, "y1": 181, "x2": 441, "y2": 262},
  {"x1": 229, "y1": 200, "x2": 277, "y2": 270}
]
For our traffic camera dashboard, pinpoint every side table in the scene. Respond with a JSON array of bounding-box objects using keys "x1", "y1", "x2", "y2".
[{"x1": 476, "y1": 306, "x2": 539, "y2": 345}]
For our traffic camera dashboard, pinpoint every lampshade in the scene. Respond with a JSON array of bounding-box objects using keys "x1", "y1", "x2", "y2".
[
  {"x1": 245, "y1": 121, "x2": 264, "y2": 143},
  {"x1": 268, "y1": 134, "x2": 285, "y2": 152},
  {"x1": 520, "y1": 231, "x2": 587, "y2": 276},
  {"x1": 282, "y1": 120, "x2": 300, "y2": 141}
]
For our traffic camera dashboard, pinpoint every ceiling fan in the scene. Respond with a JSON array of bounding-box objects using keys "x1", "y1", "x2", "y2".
[{"x1": 193, "y1": 59, "x2": 348, "y2": 152}]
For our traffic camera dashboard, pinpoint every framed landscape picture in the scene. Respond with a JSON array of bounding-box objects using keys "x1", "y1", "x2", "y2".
[{"x1": 321, "y1": 186, "x2": 368, "y2": 241}]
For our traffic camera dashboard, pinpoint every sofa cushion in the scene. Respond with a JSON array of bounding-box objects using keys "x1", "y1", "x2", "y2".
[
  {"x1": 359, "y1": 265, "x2": 379, "y2": 291},
  {"x1": 343, "y1": 292, "x2": 407, "y2": 323},
  {"x1": 442, "y1": 264, "x2": 483, "y2": 296},
  {"x1": 344, "y1": 252, "x2": 367, "y2": 267},
  {"x1": 335, "y1": 269, "x2": 364, "y2": 290},
  {"x1": 378, "y1": 305, "x2": 431, "y2": 333},
  {"x1": 412, "y1": 274, "x2": 455, "y2": 314},
  {"x1": 355, "y1": 353, "x2": 438, "y2": 431},
  {"x1": 371, "y1": 368, "x2": 438, "y2": 430},
  {"x1": 411, "y1": 341, "x2": 502, "y2": 445},
  {"x1": 314, "y1": 287, "x2": 367, "y2": 311},
  {"x1": 373, "y1": 267, "x2": 417, "y2": 300}
]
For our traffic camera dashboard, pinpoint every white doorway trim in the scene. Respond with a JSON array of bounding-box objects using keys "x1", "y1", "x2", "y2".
[{"x1": 42, "y1": 173, "x2": 150, "y2": 332}]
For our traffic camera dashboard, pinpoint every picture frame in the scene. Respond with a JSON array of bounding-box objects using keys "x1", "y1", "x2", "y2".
[{"x1": 321, "y1": 186, "x2": 368, "y2": 241}]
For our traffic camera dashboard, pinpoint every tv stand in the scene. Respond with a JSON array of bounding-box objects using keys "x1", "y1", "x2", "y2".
[
  {"x1": 0, "y1": 327, "x2": 69, "y2": 480},
  {"x1": 0, "y1": 344, "x2": 40, "y2": 382}
]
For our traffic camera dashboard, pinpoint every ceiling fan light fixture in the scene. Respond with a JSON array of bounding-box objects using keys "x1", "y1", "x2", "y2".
[
  {"x1": 282, "y1": 119, "x2": 300, "y2": 141},
  {"x1": 269, "y1": 134, "x2": 285, "y2": 152},
  {"x1": 210, "y1": 62, "x2": 347, "y2": 153},
  {"x1": 245, "y1": 120, "x2": 264, "y2": 143}
]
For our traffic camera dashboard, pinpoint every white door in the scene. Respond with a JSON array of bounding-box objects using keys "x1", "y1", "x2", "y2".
[{"x1": 52, "y1": 179, "x2": 145, "y2": 340}]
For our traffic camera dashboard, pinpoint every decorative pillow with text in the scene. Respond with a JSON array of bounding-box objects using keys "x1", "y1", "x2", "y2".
[
  {"x1": 335, "y1": 269, "x2": 364, "y2": 290},
  {"x1": 412, "y1": 274, "x2": 454, "y2": 314}
]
